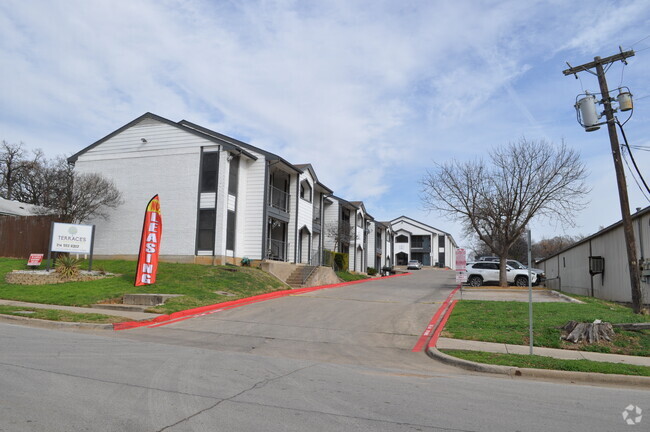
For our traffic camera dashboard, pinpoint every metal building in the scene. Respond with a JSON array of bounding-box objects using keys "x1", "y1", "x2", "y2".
[{"x1": 538, "y1": 206, "x2": 650, "y2": 304}]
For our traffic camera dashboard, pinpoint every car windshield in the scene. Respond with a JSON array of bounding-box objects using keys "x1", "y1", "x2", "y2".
[{"x1": 508, "y1": 261, "x2": 525, "y2": 269}]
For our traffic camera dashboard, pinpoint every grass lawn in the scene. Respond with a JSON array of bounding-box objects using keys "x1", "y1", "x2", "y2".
[
  {"x1": 336, "y1": 271, "x2": 369, "y2": 282},
  {"x1": 441, "y1": 349, "x2": 650, "y2": 376},
  {"x1": 443, "y1": 297, "x2": 650, "y2": 356},
  {"x1": 0, "y1": 305, "x2": 128, "y2": 324},
  {"x1": 0, "y1": 257, "x2": 287, "y2": 314}
]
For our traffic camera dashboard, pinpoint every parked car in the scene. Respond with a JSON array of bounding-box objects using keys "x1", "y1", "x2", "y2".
[
  {"x1": 406, "y1": 260, "x2": 422, "y2": 270},
  {"x1": 505, "y1": 259, "x2": 545, "y2": 285},
  {"x1": 476, "y1": 257, "x2": 545, "y2": 285},
  {"x1": 464, "y1": 261, "x2": 537, "y2": 287}
]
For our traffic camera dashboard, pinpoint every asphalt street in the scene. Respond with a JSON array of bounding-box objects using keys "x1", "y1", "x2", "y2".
[{"x1": 1, "y1": 269, "x2": 648, "y2": 431}]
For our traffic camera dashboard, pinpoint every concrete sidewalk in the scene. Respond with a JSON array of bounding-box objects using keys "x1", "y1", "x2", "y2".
[
  {"x1": 437, "y1": 337, "x2": 650, "y2": 367},
  {"x1": 0, "y1": 299, "x2": 162, "y2": 321}
]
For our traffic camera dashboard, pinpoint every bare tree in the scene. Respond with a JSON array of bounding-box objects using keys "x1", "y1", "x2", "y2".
[
  {"x1": 532, "y1": 234, "x2": 584, "y2": 260},
  {"x1": 421, "y1": 138, "x2": 589, "y2": 286},
  {"x1": 1, "y1": 143, "x2": 123, "y2": 223},
  {"x1": 0, "y1": 140, "x2": 28, "y2": 199},
  {"x1": 31, "y1": 159, "x2": 123, "y2": 223},
  {"x1": 324, "y1": 221, "x2": 358, "y2": 253}
]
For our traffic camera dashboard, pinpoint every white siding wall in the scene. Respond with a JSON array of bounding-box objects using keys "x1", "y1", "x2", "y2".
[
  {"x1": 75, "y1": 150, "x2": 201, "y2": 257},
  {"x1": 240, "y1": 153, "x2": 266, "y2": 260},
  {"x1": 214, "y1": 151, "x2": 230, "y2": 257},
  {"x1": 287, "y1": 173, "x2": 298, "y2": 263},
  {"x1": 80, "y1": 118, "x2": 210, "y2": 161},
  {"x1": 323, "y1": 200, "x2": 339, "y2": 251},
  {"x1": 367, "y1": 221, "x2": 376, "y2": 270},
  {"x1": 297, "y1": 172, "x2": 315, "y2": 263}
]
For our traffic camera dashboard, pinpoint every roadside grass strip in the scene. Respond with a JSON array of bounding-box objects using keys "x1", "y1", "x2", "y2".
[
  {"x1": 0, "y1": 305, "x2": 128, "y2": 324},
  {"x1": 114, "y1": 272, "x2": 410, "y2": 330},
  {"x1": 443, "y1": 297, "x2": 650, "y2": 357},
  {"x1": 0, "y1": 258, "x2": 287, "y2": 313},
  {"x1": 441, "y1": 350, "x2": 650, "y2": 377},
  {"x1": 412, "y1": 285, "x2": 460, "y2": 352}
]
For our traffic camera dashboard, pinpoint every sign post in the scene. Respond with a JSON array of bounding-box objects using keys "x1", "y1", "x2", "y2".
[
  {"x1": 47, "y1": 222, "x2": 95, "y2": 271},
  {"x1": 455, "y1": 248, "x2": 467, "y2": 298}
]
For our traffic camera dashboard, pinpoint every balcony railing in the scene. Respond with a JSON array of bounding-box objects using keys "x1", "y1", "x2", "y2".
[
  {"x1": 266, "y1": 238, "x2": 288, "y2": 261},
  {"x1": 310, "y1": 249, "x2": 321, "y2": 266},
  {"x1": 268, "y1": 186, "x2": 290, "y2": 212}
]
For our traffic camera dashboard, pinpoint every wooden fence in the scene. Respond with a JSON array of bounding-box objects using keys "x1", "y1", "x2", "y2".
[{"x1": 0, "y1": 215, "x2": 55, "y2": 258}]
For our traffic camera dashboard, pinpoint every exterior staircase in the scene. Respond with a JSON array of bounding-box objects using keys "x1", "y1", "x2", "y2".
[{"x1": 286, "y1": 265, "x2": 318, "y2": 288}]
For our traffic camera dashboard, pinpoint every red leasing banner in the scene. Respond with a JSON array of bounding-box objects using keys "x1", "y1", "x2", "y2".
[{"x1": 135, "y1": 195, "x2": 162, "y2": 286}]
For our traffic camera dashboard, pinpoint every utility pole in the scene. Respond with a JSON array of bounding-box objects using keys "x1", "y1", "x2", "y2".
[{"x1": 563, "y1": 50, "x2": 643, "y2": 313}]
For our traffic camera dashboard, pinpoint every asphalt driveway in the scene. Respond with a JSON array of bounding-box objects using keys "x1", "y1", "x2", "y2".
[{"x1": 116, "y1": 269, "x2": 459, "y2": 371}]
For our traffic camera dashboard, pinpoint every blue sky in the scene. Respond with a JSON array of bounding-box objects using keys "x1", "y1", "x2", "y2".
[{"x1": 1, "y1": 0, "x2": 649, "y2": 247}]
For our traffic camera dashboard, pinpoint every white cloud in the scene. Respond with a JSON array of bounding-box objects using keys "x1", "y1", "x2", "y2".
[{"x1": 1, "y1": 0, "x2": 650, "y2": 243}]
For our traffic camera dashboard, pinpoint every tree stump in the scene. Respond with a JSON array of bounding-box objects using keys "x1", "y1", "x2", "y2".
[{"x1": 561, "y1": 320, "x2": 615, "y2": 344}]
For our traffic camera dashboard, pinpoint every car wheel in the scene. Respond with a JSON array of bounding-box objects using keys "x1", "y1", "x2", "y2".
[
  {"x1": 468, "y1": 275, "x2": 483, "y2": 287},
  {"x1": 515, "y1": 276, "x2": 528, "y2": 287}
]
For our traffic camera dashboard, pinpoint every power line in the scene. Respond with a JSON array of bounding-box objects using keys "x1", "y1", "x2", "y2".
[
  {"x1": 621, "y1": 147, "x2": 650, "y2": 203},
  {"x1": 631, "y1": 34, "x2": 650, "y2": 47},
  {"x1": 616, "y1": 118, "x2": 650, "y2": 195}
]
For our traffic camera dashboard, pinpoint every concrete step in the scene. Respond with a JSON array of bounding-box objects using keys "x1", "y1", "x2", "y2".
[
  {"x1": 123, "y1": 293, "x2": 182, "y2": 306},
  {"x1": 90, "y1": 304, "x2": 149, "y2": 313}
]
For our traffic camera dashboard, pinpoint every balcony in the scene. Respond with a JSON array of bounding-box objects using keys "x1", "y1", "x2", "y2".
[
  {"x1": 268, "y1": 186, "x2": 290, "y2": 213},
  {"x1": 266, "y1": 238, "x2": 288, "y2": 261}
]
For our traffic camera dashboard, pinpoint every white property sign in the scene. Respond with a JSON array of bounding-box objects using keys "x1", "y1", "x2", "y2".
[{"x1": 50, "y1": 223, "x2": 94, "y2": 253}]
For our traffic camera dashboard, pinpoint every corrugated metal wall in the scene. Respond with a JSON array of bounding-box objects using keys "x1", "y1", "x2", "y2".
[
  {"x1": 540, "y1": 210, "x2": 650, "y2": 303},
  {"x1": 0, "y1": 215, "x2": 55, "y2": 258}
]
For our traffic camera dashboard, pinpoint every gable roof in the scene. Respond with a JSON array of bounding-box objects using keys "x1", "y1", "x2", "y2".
[
  {"x1": 330, "y1": 195, "x2": 359, "y2": 210},
  {"x1": 179, "y1": 119, "x2": 299, "y2": 173},
  {"x1": 68, "y1": 112, "x2": 258, "y2": 164},
  {"x1": 294, "y1": 163, "x2": 333, "y2": 194},
  {"x1": 537, "y1": 205, "x2": 650, "y2": 263},
  {"x1": 390, "y1": 215, "x2": 458, "y2": 247}
]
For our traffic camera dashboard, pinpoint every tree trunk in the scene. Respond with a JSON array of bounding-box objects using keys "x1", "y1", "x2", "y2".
[
  {"x1": 561, "y1": 320, "x2": 615, "y2": 344},
  {"x1": 499, "y1": 257, "x2": 508, "y2": 287}
]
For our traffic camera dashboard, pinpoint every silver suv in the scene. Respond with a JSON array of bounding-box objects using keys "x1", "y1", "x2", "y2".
[{"x1": 464, "y1": 262, "x2": 538, "y2": 287}]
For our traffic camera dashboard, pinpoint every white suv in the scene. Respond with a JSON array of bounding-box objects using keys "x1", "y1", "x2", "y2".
[{"x1": 464, "y1": 262, "x2": 537, "y2": 287}]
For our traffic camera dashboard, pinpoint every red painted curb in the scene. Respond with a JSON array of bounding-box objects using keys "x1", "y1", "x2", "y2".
[
  {"x1": 427, "y1": 299, "x2": 458, "y2": 349},
  {"x1": 113, "y1": 272, "x2": 410, "y2": 331},
  {"x1": 411, "y1": 285, "x2": 459, "y2": 352}
]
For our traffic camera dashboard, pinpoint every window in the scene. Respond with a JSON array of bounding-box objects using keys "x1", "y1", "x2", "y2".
[
  {"x1": 201, "y1": 152, "x2": 218, "y2": 192},
  {"x1": 411, "y1": 236, "x2": 424, "y2": 248},
  {"x1": 438, "y1": 235, "x2": 446, "y2": 247},
  {"x1": 226, "y1": 211, "x2": 236, "y2": 251},
  {"x1": 357, "y1": 213, "x2": 363, "y2": 227},
  {"x1": 197, "y1": 210, "x2": 216, "y2": 250},
  {"x1": 300, "y1": 180, "x2": 312, "y2": 202},
  {"x1": 228, "y1": 155, "x2": 239, "y2": 196},
  {"x1": 396, "y1": 235, "x2": 408, "y2": 243}
]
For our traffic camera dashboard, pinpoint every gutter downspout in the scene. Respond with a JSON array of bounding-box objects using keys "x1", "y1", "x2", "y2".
[
  {"x1": 261, "y1": 161, "x2": 269, "y2": 260},
  {"x1": 294, "y1": 174, "x2": 299, "y2": 263}
]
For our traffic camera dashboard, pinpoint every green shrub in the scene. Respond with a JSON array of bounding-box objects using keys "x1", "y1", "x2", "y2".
[
  {"x1": 334, "y1": 252, "x2": 348, "y2": 271},
  {"x1": 55, "y1": 255, "x2": 81, "y2": 279},
  {"x1": 367, "y1": 267, "x2": 377, "y2": 276}
]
